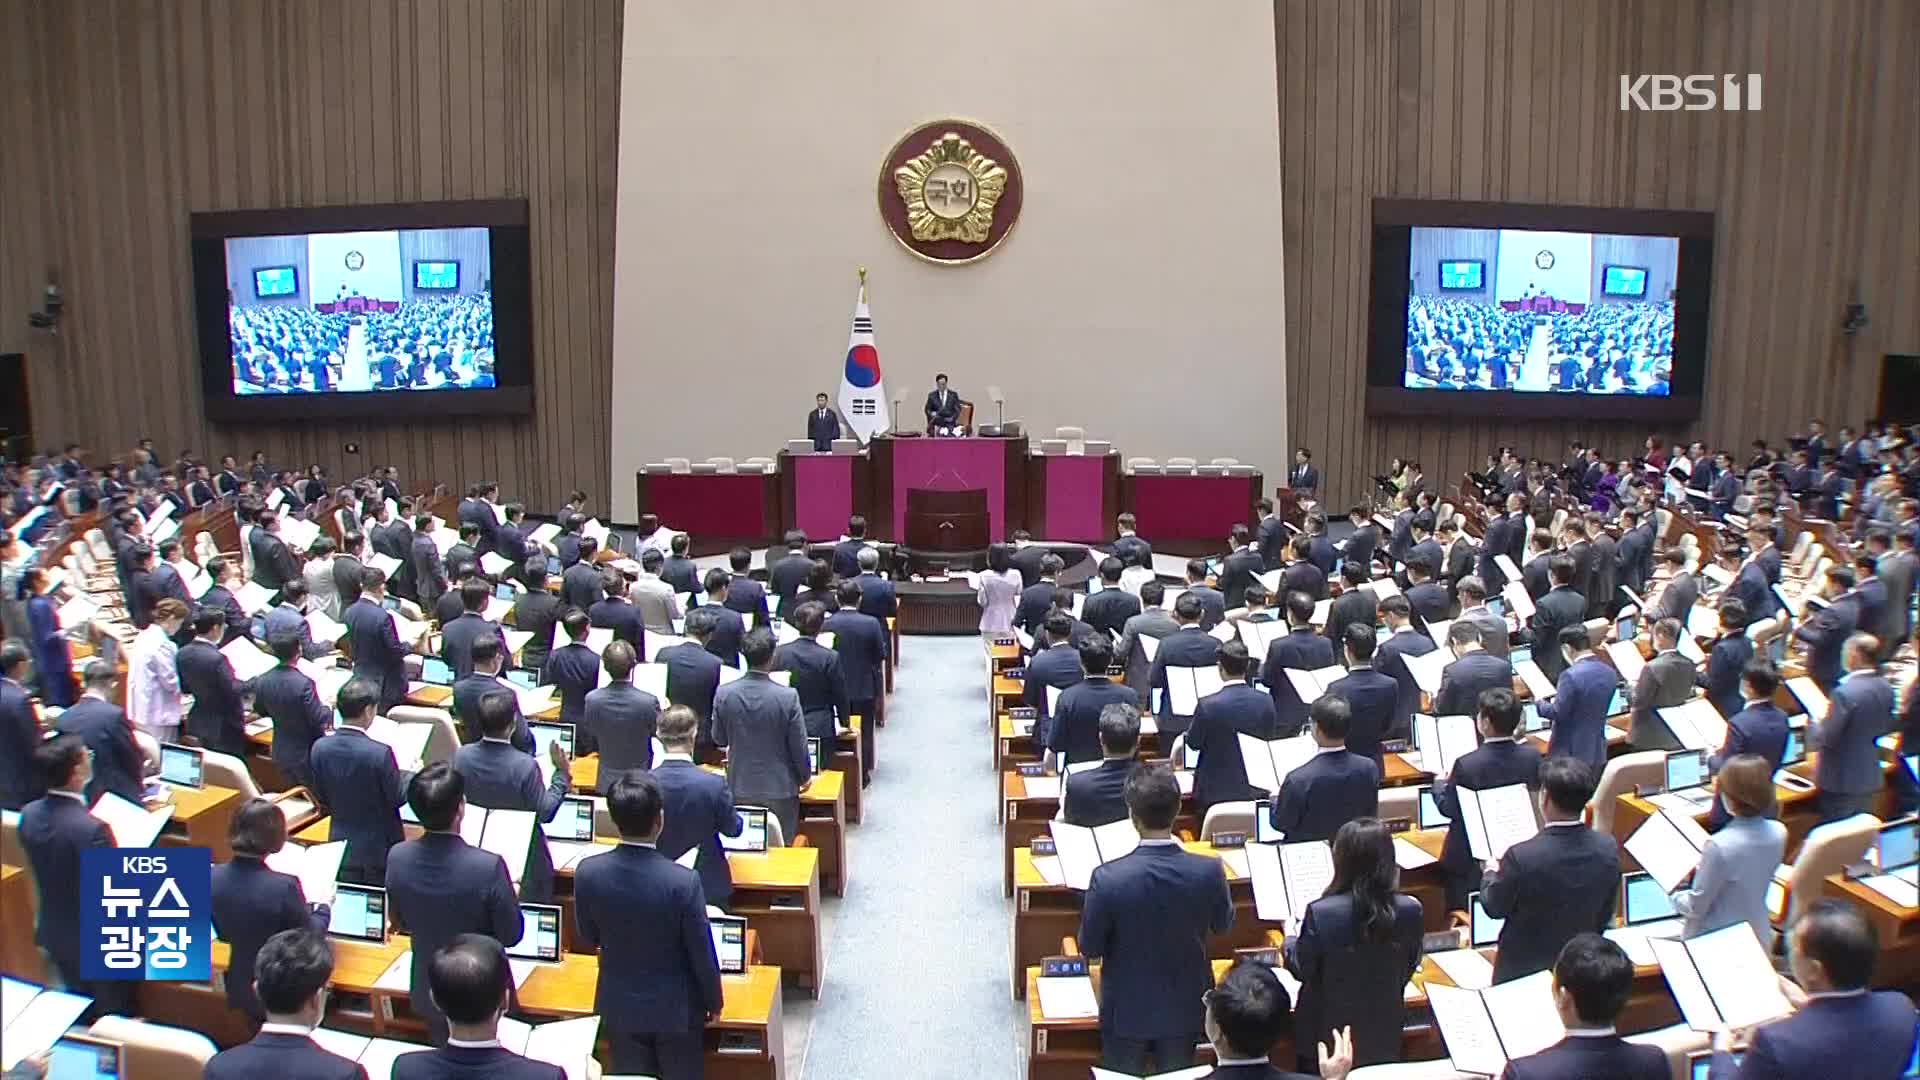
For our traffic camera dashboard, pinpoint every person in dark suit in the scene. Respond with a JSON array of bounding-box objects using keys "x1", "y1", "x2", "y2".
[
  {"x1": 434, "y1": 561, "x2": 479, "y2": 628},
  {"x1": 1272, "y1": 697, "x2": 1380, "y2": 843},
  {"x1": 1324, "y1": 626, "x2": 1396, "y2": 768},
  {"x1": 1526, "y1": 556, "x2": 1587, "y2": 682},
  {"x1": 492, "y1": 503, "x2": 532, "y2": 584},
  {"x1": 587, "y1": 640, "x2": 661, "y2": 790},
  {"x1": 588, "y1": 569, "x2": 646, "y2": 654},
  {"x1": 453, "y1": 689, "x2": 573, "y2": 904},
  {"x1": 720, "y1": 547, "x2": 770, "y2": 628},
  {"x1": 251, "y1": 510, "x2": 302, "y2": 592},
  {"x1": 540, "y1": 610, "x2": 602, "y2": 741},
  {"x1": 17, "y1": 736, "x2": 131, "y2": 1017},
  {"x1": 202, "y1": 929, "x2": 370, "y2": 1080},
  {"x1": 696, "y1": 570, "x2": 748, "y2": 667},
  {"x1": 178, "y1": 604, "x2": 255, "y2": 756},
  {"x1": 1014, "y1": 553, "x2": 1064, "y2": 636},
  {"x1": 1434, "y1": 521, "x2": 1475, "y2": 606},
  {"x1": 1435, "y1": 621, "x2": 1514, "y2": 718},
  {"x1": 1481, "y1": 756, "x2": 1620, "y2": 983},
  {"x1": 1186, "y1": 641, "x2": 1279, "y2": 812},
  {"x1": 1454, "y1": 577, "x2": 1511, "y2": 660},
  {"x1": 1698, "y1": 600, "x2": 1757, "y2": 719},
  {"x1": 385, "y1": 764, "x2": 525, "y2": 1047},
  {"x1": 773, "y1": 601, "x2": 849, "y2": 742},
  {"x1": 1650, "y1": 547, "x2": 1701, "y2": 629},
  {"x1": 1710, "y1": 664, "x2": 1791, "y2": 778},
  {"x1": 262, "y1": 579, "x2": 331, "y2": 661},
  {"x1": 1522, "y1": 533, "x2": 1555, "y2": 601},
  {"x1": 1403, "y1": 558, "x2": 1450, "y2": 630},
  {"x1": 828, "y1": 515, "x2": 870, "y2": 579},
  {"x1": 1305, "y1": 512, "x2": 1338, "y2": 578},
  {"x1": 711, "y1": 628, "x2": 810, "y2": 843},
  {"x1": 1794, "y1": 566, "x2": 1860, "y2": 690},
  {"x1": 0, "y1": 644, "x2": 44, "y2": 811},
  {"x1": 309, "y1": 678, "x2": 410, "y2": 885},
  {"x1": 52, "y1": 661, "x2": 143, "y2": 805},
  {"x1": 1261, "y1": 591, "x2": 1338, "y2": 737},
  {"x1": 1252, "y1": 498, "x2": 1288, "y2": 571},
  {"x1": 1372, "y1": 596, "x2": 1438, "y2": 742},
  {"x1": 1064, "y1": 703, "x2": 1139, "y2": 827},
  {"x1": 1049, "y1": 635, "x2": 1137, "y2": 769},
  {"x1": 1628, "y1": 618, "x2": 1698, "y2": 751},
  {"x1": 254, "y1": 630, "x2": 334, "y2": 787},
  {"x1": 658, "y1": 532, "x2": 701, "y2": 596},
  {"x1": 661, "y1": 608, "x2": 726, "y2": 760},
  {"x1": 806, "y1": 391, "x2": 843, "y2": 451},
  {"x1": 1025, "y1": 612, "x2": 1087, "y2": 745},
  {"x1": 1111, "y1": 513, "x2": 1153, "y2": 570},
  {"x1": 1323, "y1": 565, "x2": 1378, "y2": 647},
  {"x1": 197, "y1": 556, "x2": 254, "y2": 645},
  {"x1": 510, "y1": 561, "x2": 563, "y2": 672},
  {"x1": 442, "y1": 578, "x2": 508, "y2": 680},
  {"x1": 1149, "y1": 593, "x2": 1222, "y2": 742},
  {"x1": 1003, "y1": 531, "x2": 1046, "y2": 586},
  {"x1": 1502, "y1": 934, "x2": 1667, "y2": 1080},
  {"x1": 767, "y1": 531, "x2": 813, "y2": 604},
  {"x1": 1614, "y1": 507, "x2": 1657, "y2": 600},
  {"x1": 344, "y1": 567, "x2": 414, "y2": 709},
  {"x1": 1085, "y1": 557, "x2": 1144, "y2": 640},
  {"x1": 1537, "y1": 626, "x2": 1618, "y2": 776},
  {"x1": 126, "y1": 544, "x2": 174, "y2": 630},
  {"x1": 332, "y1": 531, "x2": 366, "y2": 612},
  {"x1": 453, "y1": 635, "x2": 536, "y2": 752},
  {"x1": 1582, "y1": 514, "x2": 1619, "y2": 620},
  {"x1": 1434, "y1": 688, "x2": 1544, "y2": 907},
  {"x1": 850, "y1": 547, "x2": 897, "y2": 621},
  {"x1": 1708, "y1": 899, "x2": 1919, "y2": 1079},
  {"x1": 1341, "y1": 505, "x2": 1379, "y2": 577},
  {"x1": 210, "y1": 798, "x2": 331, "y2": 1021},
  {"x1": 1217, "y1": 525, "x2": 1264, "y2": 611},
  {"x1": 1477, "y1": 498, "x2": 1517, "y2": 591},
  {"x1": 1288, "y1": 448, "x2": 1320, "y2": 501},
  {"x1": 1176, "y1": 559, "x2": 1226, "y2": 631},
  {"x1": 560, "y1": 536, "x2": 606, "y2": 611},
  {"x1": 1811, "y1": 634, "x2": 1895, "y2": 821},
  {"x1": 648, "y1": 704, "x2": 741, "y2": 908},
  {"x1": 573, "y1": 770, "x2": 725, "y2": 1077},
  {"x1": 1080, "y1": 765, "x2": 1234, "y2": 1074},
  {"x1": 1201, "y1": 958, "x2": 1356, "y2": 1079},
  {"x1": 1284, "y1": 818, "x2": 1424, "y2": 1072},
  {"x1": 389, "y1": 936, "x2": 563, "y2": 1080},
  {"x1": 826, "y1": 579, "x2": 889, "y2": 785},
  {"x1": 1281, "y1": 535, "x2": 1328, "y2": 604}
]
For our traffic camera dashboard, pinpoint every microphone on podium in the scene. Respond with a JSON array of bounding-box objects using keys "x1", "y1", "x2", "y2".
[{"x1": 987, "y1": 385, "x2": 1006, "y2": 433}]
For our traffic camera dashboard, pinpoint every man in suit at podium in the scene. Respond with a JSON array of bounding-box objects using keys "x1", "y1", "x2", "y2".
[
  {"x1": 807, "y1": 392, "x2": 842, "y2": 451},
  {"x1": 1289, "y1": 448, "x2": 1321, "y2": 501},
  {"x1": 925, "y1": 373, "x2": 962, "y2": 434}
]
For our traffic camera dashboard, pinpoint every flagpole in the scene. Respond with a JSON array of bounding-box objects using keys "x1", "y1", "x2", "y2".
[{"x1": 858, "y1": 265, "x2": 867, "y2": 304}]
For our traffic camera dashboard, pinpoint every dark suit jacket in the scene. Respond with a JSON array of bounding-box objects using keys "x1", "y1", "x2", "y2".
[
  {"x1": 1013, "y1": 581, "x2": 1056, "y2": 635},
  {"x1": 1482, "y1": 824, "x2": 1621, "y2": 982},
  {"x1": 1436, "y1": 651, "x2": 1514, "y2": 718},
  {"x1": 1149, "y1": 627, "x2": 1223, "y2": 739},
  {"x1": 807, "y1": 407, "x2": 841, "y2": 450},
  {"x1": 0, "y1": 680, "x2": 43, "y2": 810},
  {"x1": 1701, "y1": 633, "x2": 1757, "y2": 719},
  {"x1": 1217, "y1": 549, "x2": 1265, "y2": 611},
  {"x1": 1286, "y1": 892, "x2": 1423, "y2": 1062},
  {"x1": 588, "y1": 597, "x2": 646, "y2": 653},
  {"x1": 1504, "y1": 1035, "x2": 1667, "y2": 1080},
  {"x1": 659, "y1": 642, "x2": 724, "y2": 728},
  {"x1": 1522, "y1": 556, "x2": 1552, "y2": 601},
  {"x1": 203, "y1": 1032, "x2": 369, "y2": 1080},
  {"x1": 1009, "y1": 544, "x2": 1050, "y2": 586},
  {"x1": 1271, "y1": 749, "x2": 1381, "y2": 843},
  {"x1": 1586, "y1": 535, "x2": 1619, "y2": 618},
  {"x1": 724, "y1": 574, "x2": 772, "y2": 626},
  {"x1": 824, "y1": 609, "x2": 888, "y2": 703},
  {"x1": 450, "y1": 673, "x2": 535, "y2": 752},
  {"x1": 540, "y1": 641, "x2": 602, "y2": 731},
  {"x1": 19, "y1": 792, "x2": 113, "y2": 981},
  {"x1": 1261, "y1": 628, "x2": 1338, "y2": 737},
  {"x1": 1712, "y1": 702, "x2": 1790, "y2": 774},
  {"x1": 1342, "y1": 525, "x2": 1379, "y2": 575},
  {"x1": 853, "y1": 572, "x2": 897, "y2": 620},
  {"x1": 651, "y1": 758, "x2": 740, "y2": 905},
  {"x1": 1113, "y1": 534, "x2": 1153, "y2": 569},
  {"x1": 452, "y1": 739, "x2": 570, "y2": 903},
  {"x1": 1616, "y1": 525, "x2": 1656, "y2": 595},
  {"x1": 1406, "y1": 582, "x2": 1452, "y2": 628},
  {"x1": 923, "y1": 388, "x2": 961, "y2": 426},
  {"x1": 1435, "y1": 738, "x2": 1543, "y2": 885},
  {"x1": 1629, "y1": 650, "x2": 1698, "y2": 750},
  {"x1": 1185, "y1": 584, "x2": 1227, "y2": 630},
  {"x1": 1375, "y1": 629, "x2": 1438, "y2": 741},
  {"x1": 1479, "y1": 516, "x2": 1514, "y2": 589},
  {"x1": 456, "y1": 498, "x2": 499, "y2": 557},
  {"x1": 574, "y1": 843, "x2": 725, "y2": 1034},
  {"x1": 309, "y1": 728, "x2": 408, "y2": 879},
  {"x1": 1256, "y1": 515, "x2": 1290, "y2": 570},
  {"x1": 1282, "y1": 561, "x2": 1328, "y2": 603},
  {"x1": 773, "y1": 638, "x2": 848, "y2": 740},
  {"x1": 1080, "y1": 843, "x2": 1234, "y2": 1039},
  {"x1": 54, "y1": 696, "x2": 143, "y2": 805},
  {"x1": 210, "y1": 856, "x2": 327, "y2": 1017},
  {"x1": 1084, "y1": 587, "x2": 1143, "y2": 641},
  {"x1": 254, "y1": 663, "x2": 333, "y2": 786},
  {"x1": 768, "y1": 552, "x2": 813, "y2": 602},
  {"x1": 1047, "y1": 676, "x2": 1137, "y2": 766},
  {"x1": 384, "y1": 832, "x2": 524, "y2": 1025},
  {"x1": 442, "y1": 612, "x2": 507, "y2": 681},
  {"x1": 1538, "y1": 655, "x2": 1619, "y2": 774},
  {"x1": 1324, "y1": 666, "x2": 1397, "y2": 767},
  {"x1": 1323, "y1": 587, "x2": 1379, "y2": 645},
  {"x1": 200, "y1": 584, "x2": 252, "y2": 645},
  {"x1": 560, "y1": 561, "x2": 605, "y2": 612},
  {"x1": 660, "y1": 556, "x2": 701, "y2": 596},
  {"x1": 178, "y1": 638, "x2": 252, "y2": 755},
  {"x1": 1795, "y1": 595, "x2": 1859, "y2": 689},
  {"x1": 1187, "y1": 682, "x2": 1280, "y2": 811},
  {"x1": 251, "y1": 530, "x2": 300, "y2": 590},
  {"x1": 587, "y1": 681, "x2": 661, "y2": 791},
  {"x1": 1024, "y1": 643, "x2": 1085, "y2": 741},
  {"x1": 392, "y1": 1046, "x2": 561, "y2": 1080},
  {"x1": 698, "y1": 603, "x2": 747, "y2": 667},
  {"x1": 511, "y1": 590, "x2": 563, "y2": 672},
  {"x1": 1813, "y1": 672, "x2": 1895, "y2": 796},
  {"x1": 344, "y1": 597, "x2": 409, "y2": 707},
  {"x1": 1528, "y1": 586, "x2": 1588, "y2": 681},
  {"x1": 1707, "y1": 989, "x2": 1917, "y2": 1080},
  {"x1": 1063, "y1": 757, "x2": 1134, "y2": 827},
  {"x1": 827, "y1": 538, "x2": 866, "y2": 579},
  {"x1": 1288, "y1": 462, "x2": 1320, "y2": 495}
]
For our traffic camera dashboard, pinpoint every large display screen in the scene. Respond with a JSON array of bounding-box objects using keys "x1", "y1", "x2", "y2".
[{"x1": 191, "y1": 200, "x2": 533, "y2": 421}]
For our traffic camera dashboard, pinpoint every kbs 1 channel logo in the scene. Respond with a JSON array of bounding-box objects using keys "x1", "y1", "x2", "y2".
[{"x1": 79, "y1": 849, "x2": 213, "y2": 981}]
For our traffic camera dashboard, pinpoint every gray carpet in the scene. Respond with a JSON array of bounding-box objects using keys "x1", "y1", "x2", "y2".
[{"x1": 797, "y1": 634, "x2": 1027, "y2": 1080}]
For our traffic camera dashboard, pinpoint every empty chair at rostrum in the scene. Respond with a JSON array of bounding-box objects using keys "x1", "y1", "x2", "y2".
[
  {"x1": 1125, "y1": 457, "x2": 1156, "y2": 473},
  {"x1": 708, "y1": 456, "x2": 737, "y2": 473},
  {"x1": 1209, "y1": 457, "x2": 1240, "y2": 467},
  {"x1": 1054, "y1": 426, "x2": 1087, "y2": 455},
  {"x1": 665, "y1": 457, "x2": 693, "y2": 474}
]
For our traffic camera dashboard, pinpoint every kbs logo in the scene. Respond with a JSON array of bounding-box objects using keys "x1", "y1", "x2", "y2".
[{"x1": 1619, "y1": 74, "x2": 1762, "y2": 111}]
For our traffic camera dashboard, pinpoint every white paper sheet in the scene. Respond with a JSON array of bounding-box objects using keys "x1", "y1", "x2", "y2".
[
  {"x1": 1623, "y1": 810, "x2": 1707, "y2": 892},
  {"x1": 1049, "y1": 821, "x2": 1102, "y2": 891},
  {"x1": 1660, "y1": 698, "x2": 1728, "y2": 752},
  {"x1": 1034, "y1": 975, "x2": 1100, "y2": 1020},
  {"x1": 1392, "y1": 836, "x2": 1438, "y2": 870},
  {"x1": 1607, "y1": 640, "x2": 1648, "y2": 684},
  {"x1": 1279, "y1": 840, "x2": 1335, "y2": 920},
  {"x1": 265, "y1": 839, "x2": 347, "y2": 907},
  {"x1": 221, "y1": 637, "x2": 278, "y2": 681},
  {"x1": 1514, "y1": 659, "x2": 1556, "y2": 701},
  {"x1": 90, "y1": 791, "x2": 173, "y2": 848},
  {"x1": 1403, "y1": 648, "x2": 1450, "y2": 696},
  {"x1": 1457, "y1": 783, "x2": 1538, "y2": 861},
  {"x1": 1246, "y1": 841, "x2": 1291, "y2": 922},
  {"x1": 1429, "y1": 947, "x2": 1496, "y2": 990},
  {"x1": 0, "y1": 987, "x2": 93, "y2": 1069},
  {"x1": 478, "y1": 808, "x2": 538, "y2": 885},
  {"x1": 1426, "y1": 982, "x2": 1508, "y2": 1077},
  {"x1": 1483, "y1": 969, "x2": 1566, "y2": 1062}
]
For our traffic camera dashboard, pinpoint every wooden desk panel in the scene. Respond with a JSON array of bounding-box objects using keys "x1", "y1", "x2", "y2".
[
  {"x1": 160, "y1": 784, "x2": 242, "y2": 862},
  {"x1": 0, "y1": 864, "x2": 45, "y2": 985}
]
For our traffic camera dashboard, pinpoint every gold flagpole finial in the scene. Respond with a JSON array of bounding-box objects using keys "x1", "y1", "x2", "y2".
[{"x1": 858, "y1": 265, "x2": 868, "y2": 302}]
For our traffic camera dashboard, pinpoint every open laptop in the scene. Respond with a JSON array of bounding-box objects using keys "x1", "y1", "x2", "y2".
[
  {"x1": 1782, "y1": 725, "x2": 1807, "y2": 766},
  {"x1": 1467, "y1": 892, "x2": 1505, "y2": 948},
  {"x1": 1689, "y1": 1049, "x2": 1736, "y2": 1078},
  {"x1": 1252, "y1": 799, "x2": 1282, "y2": 844},
  {"x1": 419, "y1": 657, "x2": 455, "y2": 686},
  {"x1": 1622, "y1": 870, "x2": 1680, "y2": 928},
  {"x1": 326, "y1": 883, "x2": 388, "y2": 943},
  {"x1": 528, "y1": 720, "x2": 575, "y2": 767},
  {"x1": 504, "y1": 903, "x2": 564, "y2": 965},
  {"x1": 504, "y1": 668, "x2": 540, "y2": 691},
  {"x1": 1664, "y1": 749, "x2": 1712, "y2": 805},
  {"x1": 1877, "y1": 819, "x2": 1920, "y2": 873},
  {"x1": 719, "y1": 807, "x2": 770, "y2": 852},
  {"x1": 494, "y1": 582, "x2": 517, "y2": 602},
  {"x1": 47, "y1": 1033, "x2": 124, "y2": 1080},
  {"x1": 157, "y1": 743, "x2": 205, "y2": 789},
  {"x1": 1509, "y1": 645, "x2": 1531, "y2": 668},
  {"x1": 806, "y1": 737, "x2": 824, "y2": 777},
  {"x1": 1415, "y1": 786, "x2": 1449, "y2": 831},
  {"x1": 1520, "y1": 702, "x2": 1551, "y2": 735},
  {"x1": 1616, "y1": 610, "x2": 1638, "y2": 642},
  {"x1": 1606, "y1": 686, "x2": 1630, "y2": 716},
  {"x1": 540, "y1": 796, "x2": 595, "y2": 842},
  {"x1": 710, "y1": 914, "x2": 749, "y2": 975}
]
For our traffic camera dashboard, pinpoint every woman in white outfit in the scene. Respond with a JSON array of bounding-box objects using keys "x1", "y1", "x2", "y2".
[{"x1": 128, "y1": 597, "x2": 190, "y2": 746}]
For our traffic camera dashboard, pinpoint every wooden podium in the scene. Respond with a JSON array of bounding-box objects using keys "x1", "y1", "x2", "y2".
[{"x1": 904, "y1": 488, "x2": 990, "y2": 570}]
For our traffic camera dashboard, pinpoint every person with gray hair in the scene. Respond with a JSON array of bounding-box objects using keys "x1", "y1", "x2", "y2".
[
  {"x1": 1453, "y1": 574, "x2": 1511, "y2": 659},
  {"x1": 1064, "y1": 703, "x2": 1140, "y2": 827},
  {"x1": 852, "y1": 545, "x2": 897, "y2": 621},
  {"x1": 1434, "y1": 619, "x2": 1512, "y2": 717}
]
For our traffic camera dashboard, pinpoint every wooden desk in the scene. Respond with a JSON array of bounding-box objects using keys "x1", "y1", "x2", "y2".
[
  {"x1": 1822, "y1": 873, "x2": 1920, "y2": 987},
  {"x1": 720, "y1": 847, "x2": 825, "y2": 998},
  {"x1": 1000, "y1": 772, "x2": 1195, "y2": 898},
  {"x1": 834, "y1": 717, "x2": 866, "y2": 824},
  {"x1": 160, "y1": 783, "x2": 243, "y2": 862},
  {"x1": 1610, "y1": 762, "x2": 1879, "y2": 865},
  {"x1": 0, "y1": 863, "x2": 45, "y2": 984}
]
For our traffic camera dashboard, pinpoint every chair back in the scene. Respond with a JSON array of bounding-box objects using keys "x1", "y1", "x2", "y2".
[
  {"x1": 665, "y1": 457, "x2": 692, "y2": 474},
  {"x1": 199, "y1": 750, "x2": 260, "y2": 798},
  {"x1": 87, "y1": 1016, "x2": 217, "y2": 1080},
  {"x1": 1784, "y1": 813, "x2": 1879, "y2": 926},
  {"x1": 1377, "y1": 785, "x2": 1418, "y2": 827},
  {"x1": 1125, "y1": 457, "x2": 1156, "y2": 473},
  {"x1": 956, "y1": 400, "x2": 975, "y2": 433},
  {"x1": 708, "y1": 457, "x2": 737, "y2": 473},
  {"x1": 193, "y1": 531, "x2": 220, "y2": 566},
  {"x1": 1209, "y1": 457, "x2": 1240, "y2": 467},
  {"x1": 1591, "y1": 750, "x2": 1666, "y2": 835},
  {"x1": 1055, "y1": 426, "x2": 1087, "y2": 454},
  {"x1": 1198, "y1": 801, "x2": 1255, "y2": 842}
]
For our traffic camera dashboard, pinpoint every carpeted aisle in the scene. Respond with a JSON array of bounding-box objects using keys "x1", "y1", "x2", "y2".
[{"x1": 798, "y1": 635, "x2": 1026, "y2": 1079}]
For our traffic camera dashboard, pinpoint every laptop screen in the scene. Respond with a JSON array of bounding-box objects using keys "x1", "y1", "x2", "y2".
[
  {"x1": 48, "y1": 1035, "x2": 123, "y2": 1080},
  {"x1": 1521, "y1": 702, "x2": 1550, "y2": 734},
  {"x1": 495, "y1": 582, "x2": 517, "y2": 602},
  {"x1": 1469, "y1": 893, "x2": 1505, "y2": 947},
  {"x1": 504, "y1": 903, "x2": 563, "y2": 964},
  {"x1": 806, "y1": 737, "x2": 824, "y2": 776},
  {"x1": 420, "y1": 657, "x2": 455, "y2": 685},
  {"x1": 158, "y1": 743, "x2": 204, "y2": 788},
  {"x1": 326, "y1": 884, "x2": 387, "y2": 943},
  {"x1": 1606, "y1": 687, "x2": 1629, "y2": 716},
  {"x1": 539, "y1": 796, "x2": 594, "y2": 842},
  {"x1": 1878, "y1": 821, "x2": 1920, "y2": 871},
  {"x1": 1783, "y1": 727, "x2": 1807, "y2": 765},
  {"x1": 711, "y1": 914, "x2": 749, "y2": 975},
  {"x1": 720, "y1": 807, "x2": 770, "y2": 852},
  {"x1": 1182, "y1": 741, "x2": 1201, "y2": 770},
  {"x1": 1510, "y1": 645, "x2": 1532, "y2": 667},
  {"x1": 529, "y1": 721, "x2": 575, "y2": 769},
  {"x1": 1623, "y1": 871, "x2": 1678, "y2": 925},
  {"x1": 1617, "y1": 613, "x2": 1638, "y2": 642},
  {"x1": 1253, "y1": 799, "x2": 1282, "y2": 844},
  {"x1": 504, "y1": 669, "x2": 539, "y2": 691},
  {"x1": 1665, "y1": 750, "x2": 1709, "y2": 792},
  {"x1": 1416, "y1": 787, "x2": 1449, "y2": 830}
]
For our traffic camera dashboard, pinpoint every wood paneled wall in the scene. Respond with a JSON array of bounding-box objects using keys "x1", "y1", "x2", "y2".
[
  {"x1": 0, "y1": 0, "x2": 621, "y2": 512},
  {"x1": 1279, "y1": 0, "x2": 1920, "y2": 509}
]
